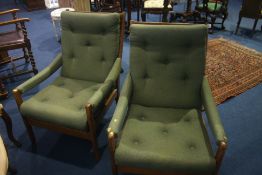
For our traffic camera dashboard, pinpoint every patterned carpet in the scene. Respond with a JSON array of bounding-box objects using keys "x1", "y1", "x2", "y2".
[{"x1": 206, "y1": 38, "x2": 262, "y2": 104}]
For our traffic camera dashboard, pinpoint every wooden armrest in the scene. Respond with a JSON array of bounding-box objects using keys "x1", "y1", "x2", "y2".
[
  {"x1": 0, "y1": 9, "x2": 19, "y2": 16},
  {"x1": 0, "y1": 18, "x2": 30, "y2": 27}
]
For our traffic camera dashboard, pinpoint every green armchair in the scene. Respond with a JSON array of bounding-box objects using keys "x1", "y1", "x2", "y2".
[
  {"x1": 13, "y1": 12, "x2": 125, "y2": 160},
  {"x1": 108, "y1": 22, "x2": 227, "y2": 175}
]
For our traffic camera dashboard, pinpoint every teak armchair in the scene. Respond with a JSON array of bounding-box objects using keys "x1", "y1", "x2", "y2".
[
  {"x1": 13, "y1": 12, "x2": 124, "y2": 160},
  {"x1": 108, "y1": 22, "x2": 227, "y2": 175},
  {"x1": 0, "y1": 9, "x2": 38, "y2": 98}
]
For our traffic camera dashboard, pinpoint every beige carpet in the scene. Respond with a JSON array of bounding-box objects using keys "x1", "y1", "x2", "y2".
[{"x1": 206, "y1": 38, "x2": 262, "y2": 104}]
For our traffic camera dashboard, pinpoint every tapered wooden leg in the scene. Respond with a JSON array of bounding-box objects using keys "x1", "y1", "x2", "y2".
[
  {"x1": 0, "y1": 79, "x2": 8, "y2": 99},
  {"x1": 251, "y1": 19, "x2": 258, "y2": 37},
  {"x1": 86, "y1": 104, "x2": 100, "y2": 161},
  {"x1": 141, "y1": 11, "x2": 146, "y2": 21},
  {"x1": 221, "y1": 12, "x2": 227, "y2": 30},
  {"x1": 1, "y1": 108, "x2": 21, "y2": 147},
  {"x1": 22, "y1": 47, "x2": 29, "y2": 63},
  {"x1": 235, "y1": 16, "x2": 242, "y2": 34},
  {"x1": 22, "y1": 116, "x2": 36, "y2": 146},
  {"x1": 26, "y1": 40, "x2": 38, "y2": 75}
]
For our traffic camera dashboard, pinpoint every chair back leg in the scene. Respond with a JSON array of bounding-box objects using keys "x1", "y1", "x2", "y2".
[
  {"x1": 252, "y1": 19, "x2": 258, "y2": 37},
  {"x1": 235, "y1": 16, "x2": 242, "y2": 34}
]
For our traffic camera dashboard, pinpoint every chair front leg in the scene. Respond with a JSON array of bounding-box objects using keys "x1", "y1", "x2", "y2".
[
  {"x1": 85, "y1": 104, "x2": 100, "y2": 161},
  {"x1": 108, "y1": 130, "x2": 118, "y2": 175},
  {"x1": 215, "y1": 140, "x2": 227, "y2": 174},
  {"x1": 235, "y1": 16, "x2": 242, "y2": 34},
  {"x1": 13, "y1": 89, "x2": 36, "y2": 147}
]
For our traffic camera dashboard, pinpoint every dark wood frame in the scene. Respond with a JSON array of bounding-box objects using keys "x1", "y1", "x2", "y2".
[
  {"x1": 13, "y1": 12, "x2": 125, "y2": 161},
  {"x1": 141, "y1": 0, "x2": 174, "y2": 22},
  {"x1": 194, "y1": 0, "x2": 228, "y2": 33},
  {"x1": 0, "y1": 9, "x2": 38, "y2": 98},
  {"x1": 235, "y1": 0, "x2": 262, "y2": 36},
  {"x1": 0, "y1": 104, "x2": 21, "y2": 147},
  {"x1": 107, "y1": 21, "x2": 227, "y2": 175}
]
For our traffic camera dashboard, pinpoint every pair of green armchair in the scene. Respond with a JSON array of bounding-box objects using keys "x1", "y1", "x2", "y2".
[{"x1": 13, "y1": 11, "x2": 227, "y2": 174}]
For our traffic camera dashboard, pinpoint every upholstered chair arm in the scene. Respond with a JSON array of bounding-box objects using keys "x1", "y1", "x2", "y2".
[
  {"x1": 108, "y1": 73, "x2": 132, "y2": 134},
  {"x1": 15, "y1": 53, "x2": 62, "y2": 93},
  {"x1": 105, "y1": 57, "x2": 121, "y2": 83},
  {"x1": 201, "y1": 76, "x2": 227, "y2": 144}
]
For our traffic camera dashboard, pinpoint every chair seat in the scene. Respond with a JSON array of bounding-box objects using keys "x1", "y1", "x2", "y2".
[
  {"x1": 115, "y1": 104, "x2": 216, "y2": 174},
  {"x1": 20, "y1": 76, "x2": 106, "y2": 130},
  {"x1": 144, "y1": 0, "x2": 172, "y2": 9},
  {"x1": 197, "y1": 2, "x2": 222, "y2": 12},
  {"x1": 0, "y1": 30, "x2": 24, "y2": 48}
]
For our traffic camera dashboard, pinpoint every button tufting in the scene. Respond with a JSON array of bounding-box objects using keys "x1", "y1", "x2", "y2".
[
  {"x1": 133, "y1": 139, "x2": 140, "y2": 145},
  {"x1": 162, "y1": 129, "x2": 168, "y2": 135},
  {"x1": 140, "y1": 116, "x2": 145, "y2": 121},
  {"x1": 143, "y1": 73, "x2": 149, "y2": 79},
  {"x1": 189, "y1": 144, "x2": 196, "y2": 150},
  {"x1": 184, "y1": 118, "x2": 191, "y2": 122},
  {"x1": 182, "y1": 74, "x2": 189, "y2": 80},
  {"x1": 58, "y1": 82, "x2": 65, "y2": 87},
  {"x1": 41, "y1": 98, "x2": 48, "y2": 102}
]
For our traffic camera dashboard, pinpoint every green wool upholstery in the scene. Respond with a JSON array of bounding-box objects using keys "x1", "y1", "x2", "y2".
[
  {"x1": 21, "y1": 77, "x2": 110, "y2": 130},
  {"x1": 109, "y1": 23, "x2": 226, "y2": 174},
  {"x1": 19, "y1": 12, "x2": 121, "y2": 131},
  {"x1": 197, "y1": 2, "x2": 223, "y2": 11},
  {"x1": 130, "y1": 24, "x2": 207, "y2": 108},
  {"x1": 61, "y1": 12, "x2": 120, "y2": 83},
  {"x1": 115, "y1": 104, "x2": 216, "y2": 174}
]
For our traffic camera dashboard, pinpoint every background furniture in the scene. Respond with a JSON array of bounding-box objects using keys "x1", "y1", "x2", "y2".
[
  {"x1": 235, "y1": 0, "x2": 262, "y2": 36},
  {"x1": 195, "y1": 0, "x2": 228, "y2": 33},
  {"x1": 51, "y1": 8, "x2": 75, "y2": 41},
  {"x1": 0, "y1": 104, "x2": 21, "y2": 147},
  {"x1": 13, "y1": 12, "x2": 125, "y2": 160},
  {"x1": 0, "y1": 9, "x2": 38, "y2": 97},
  {"x1": 141, "y1": 0, "x2": 173, "y2": 22},
  {"x1": 23, "y1": 0, "x2": 46, "y2": 11},
  {"x1": 108, "y1": 22, "x2": 227, "y2": 175}
]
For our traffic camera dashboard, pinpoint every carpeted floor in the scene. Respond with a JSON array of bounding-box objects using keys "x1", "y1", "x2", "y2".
[
  {"x1": 0, "y1": 0, "x2": 262, "y2": 175},
  {"x1": 206, "y1": 38, "x2": 262, "y2": 104}
]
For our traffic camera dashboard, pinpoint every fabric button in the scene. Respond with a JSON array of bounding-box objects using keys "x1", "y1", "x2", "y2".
[
  {"x1": 133, "y1": 139, "x2": 140, "y2": 145},
  {"x1": 189, "y1": 144, "x2": 196, "y2": 150},
  {"x1": 162, "y1": 129, "x2": 168, "y2": 135},
  {"x1": 140, "y1": 116, "x2": 145, "y2": 121},
  {"x1": 41, "y1": 98, "x2": 48, "y2": 102},
  {"x1": 184, "y1": 118, "x2": 191, "y2": 122}
]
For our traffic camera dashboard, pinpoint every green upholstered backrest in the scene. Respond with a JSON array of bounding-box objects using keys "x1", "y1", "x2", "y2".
[
  {"x1": 61, "y1": 12, "x2": 120, "y2": 83},
  {"x1": 130, "y1": 23, "x2": 208, "y2": 108}
]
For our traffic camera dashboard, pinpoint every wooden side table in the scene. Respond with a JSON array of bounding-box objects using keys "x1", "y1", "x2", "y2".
[{"x1": 0, "y1": 104, "x2": 21, "y2": 147}]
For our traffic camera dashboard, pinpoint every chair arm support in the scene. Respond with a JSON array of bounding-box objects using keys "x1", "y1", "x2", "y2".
[
  {"x1": 108, "y1": 73, "x2": 132, "y2": 134},
  {"x1": 0, "y1": 18, "x2": 30, "y2": 27},
  {"x1": 0, "y1": 9, "x2": 19, "y2": 16},
  {"x1": 105, "y1": 57, "x2": 121, "y2": 84},
  {"x1": 201, "y1": 76, "x2": 227, "y2": 144},
  {"x1": 15, "y1": 53, "x2": 62, "y2": 93}
]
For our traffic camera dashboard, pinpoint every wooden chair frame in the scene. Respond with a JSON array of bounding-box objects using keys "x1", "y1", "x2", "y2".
[
  {"x1": 0, "y1": 9, "x2": 38, "y2": 98},
  {"x1": 107, "y1": 21, "x2": 227, "y2": 175},
  {"x1": 194, "y1": 0, "x2": 228, "y2": 33},
  {"x1": 13, "y1": 12, "x2": 125, "y2": 160}
]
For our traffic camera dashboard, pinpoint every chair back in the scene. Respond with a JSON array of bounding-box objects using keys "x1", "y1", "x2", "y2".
[
  {"x1": 60, "y1": 12, "x2": 121, "y2": 83},
  {"x1": 130, "y1": 23, "x2": 207, "y2": 109},
  {"x1": 240, "y1": 0, "x2": 262, "y2": 19}
]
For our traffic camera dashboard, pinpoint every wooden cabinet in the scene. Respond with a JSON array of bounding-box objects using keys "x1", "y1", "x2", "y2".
[{"x1": 24, "y1": 0, "x2": 46, "y2": 11}]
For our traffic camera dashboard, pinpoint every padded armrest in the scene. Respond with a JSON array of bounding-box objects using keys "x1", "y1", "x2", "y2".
[
  {"x1": 201, "y1": 76, "x2": 227, "y2": 144},
  {"x1": 105, "y1": 57, "x2": 121, "y2": 83},
  {"x1": 108, "y1": 73, "x2": 132, "y2": 134},
  {"x1": 16, "y1": 53, "x2": 62, "y2": 93},
  {"x1": 88, "y1": 57, "x2": 121, "y2": 109}
]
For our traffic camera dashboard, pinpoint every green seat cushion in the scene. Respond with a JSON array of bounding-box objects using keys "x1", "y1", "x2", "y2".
[
  {"x1": 197, "y1": 2, "x2": 223, "y2": 11},
  {"x1": 20, "y1": 76, "x2": 108, "y2": 130},
  {"x1": 115, "y1": 104, "x2": 216, "y2": 174}
]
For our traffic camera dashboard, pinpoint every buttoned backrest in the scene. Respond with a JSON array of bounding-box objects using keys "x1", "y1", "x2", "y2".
[
  {"x1": 130, "y1": 23, "x2": 207, "y2": 108},
  {"x1": 61, "y1": 12, "x2": 120, "y2": 83}
]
